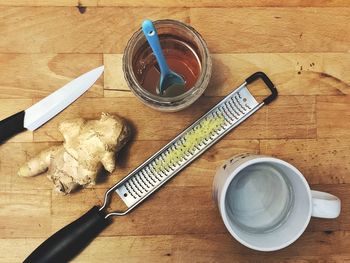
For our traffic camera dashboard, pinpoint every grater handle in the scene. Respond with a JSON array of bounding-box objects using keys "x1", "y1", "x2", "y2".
[
  {"x1": 23, "y1": 206, "x2": 111, "y2": 263},
  {"x1": 246, "y1": 71, "x2": 278, "y2": 105}
]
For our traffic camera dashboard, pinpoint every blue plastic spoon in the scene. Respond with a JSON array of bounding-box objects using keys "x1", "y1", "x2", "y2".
[{"x1": 142, "y1": 19, "x2": 186, "y2": 97}]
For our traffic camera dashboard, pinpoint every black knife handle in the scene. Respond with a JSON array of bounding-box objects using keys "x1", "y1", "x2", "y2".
[
  {"x1": 0, "y1": 110, "x2": 26, "y2": 144},
  {"x1": 24, "y1": 206, "x2": 112, "y2": 263}
]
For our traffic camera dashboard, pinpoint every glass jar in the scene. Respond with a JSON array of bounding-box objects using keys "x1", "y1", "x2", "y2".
[{"x1": 123, "y1": 19, "x2": 212, "y2": 112}]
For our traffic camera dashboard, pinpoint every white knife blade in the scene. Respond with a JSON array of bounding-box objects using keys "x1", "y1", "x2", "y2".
[
  {"x1": 24, "y1": 66, "x2": 104, "y2": 131},
  {"x1": 0, "y1": 66, "x2": 104, "y2": 144}
]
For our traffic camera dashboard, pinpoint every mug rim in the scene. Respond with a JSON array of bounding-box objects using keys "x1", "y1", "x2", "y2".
[{"x1": 219, "y1": 156, "x2": 313, "y2": 251}]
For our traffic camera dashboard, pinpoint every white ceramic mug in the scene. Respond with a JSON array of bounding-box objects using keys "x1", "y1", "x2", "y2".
[{"x1": 213, "y1": 154, "x2": 341, "y2": 251}]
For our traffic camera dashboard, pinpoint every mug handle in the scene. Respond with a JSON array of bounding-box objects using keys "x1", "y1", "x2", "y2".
[{"x1": 311, "y1": 190, "x2": 341, "y2": 218}]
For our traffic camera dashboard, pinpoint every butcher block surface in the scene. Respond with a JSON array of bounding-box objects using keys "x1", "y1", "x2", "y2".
[{"x1": 0, "y1": 1, "x2": 350, "y2": 262}]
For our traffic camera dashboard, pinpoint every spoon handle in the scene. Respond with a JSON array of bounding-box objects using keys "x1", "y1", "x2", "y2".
[{"x1": 142, "y1": 20, "x2": 170, "y2": 75}]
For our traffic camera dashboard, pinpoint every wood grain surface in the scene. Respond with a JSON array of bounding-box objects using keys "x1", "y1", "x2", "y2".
[{"x1": 0, "y1": 1, "x2": 349, "y2": 262}]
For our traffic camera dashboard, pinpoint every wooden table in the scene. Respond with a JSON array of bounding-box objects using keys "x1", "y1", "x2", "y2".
[{"x1": 0, "y1": 1, "x2": 349, "y2": 262}]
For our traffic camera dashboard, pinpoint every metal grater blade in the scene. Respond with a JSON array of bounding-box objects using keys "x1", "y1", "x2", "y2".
[
  {"x1": 101, "y1": 72, "x2": 278, "y2": 216},
  {"x1": 116, "y1": 86, "x2": 258, "y2": 208}
]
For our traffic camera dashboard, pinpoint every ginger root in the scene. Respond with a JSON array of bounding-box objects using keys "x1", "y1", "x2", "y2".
[{"x1": 18, "y1": 113, "x2": 130, "y2": 194}]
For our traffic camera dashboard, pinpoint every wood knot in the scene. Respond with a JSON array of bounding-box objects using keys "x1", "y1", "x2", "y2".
[
  {"x1": 77, "y1": 2, "x2": 87, "y2": 14},
  {"x1": 324, "y1": 230, "x2": 333, "y2": 235}
]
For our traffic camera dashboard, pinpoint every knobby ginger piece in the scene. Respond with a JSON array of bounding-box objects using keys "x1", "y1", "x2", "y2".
[{"x1": 18, "y1": 113, "x2": 130, "y2": 194}]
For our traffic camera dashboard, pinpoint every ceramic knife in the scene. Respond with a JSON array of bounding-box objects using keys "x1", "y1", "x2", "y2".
[{"x1": 0, "y1": 66, "x2": 104, "y2": 144}]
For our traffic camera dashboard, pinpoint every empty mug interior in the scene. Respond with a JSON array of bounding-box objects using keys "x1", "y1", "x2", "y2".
[{"x1": 222, "y1": 159, "x2": 312, "y2": 251}]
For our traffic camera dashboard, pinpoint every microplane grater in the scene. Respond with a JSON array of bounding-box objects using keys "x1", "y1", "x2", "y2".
[
  {"x1": 100, "y1": 71, "x2": 278, "y2": 217},
  {"x1": 24, "y1": 72, "x2": 278, "y2": 262},
  {"x1": 116, "y1": 86, "x2": 256, "y2": 207}
]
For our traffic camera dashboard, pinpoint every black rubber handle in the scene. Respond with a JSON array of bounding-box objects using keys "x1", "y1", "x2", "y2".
[
  {"x1": 0, "y1": 110, "x2": 26, "y2": 144},
  {"x1": 246, "y1": 72, "x2": 278, "y2": 105},
  {"x1": 24, "y1": 206, "x2": 111, "y2": 263}
]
